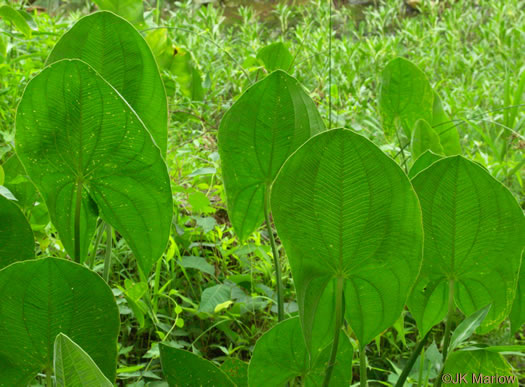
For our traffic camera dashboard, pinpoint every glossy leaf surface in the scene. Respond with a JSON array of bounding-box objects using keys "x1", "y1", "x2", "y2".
[
  {"x1": 379, "y1": 57, "x2": 433, "y2": 137},
  {"x1": 0, "y1": 194, "x2": 34, "y2": 269},
  {"x1": 271, "y1": 129, "x2": 423, "y2": 347},
  {"x1": 248, "y1": 317, "x2": 353, "y2": 386},
  {"x1": 0, "y1": 258, "x2": 119, "y2": 384},
  {"x1": 47, "y1": 11, "x2": 167, "y2": 155},
  {"x1": 219, "y1": 70, "x2": 324, "y2": 240},
  {"x1": 160, "y1": 344, "x2": 234, "y2": 386},
  {"x1": 256, "y1": 42, "x2": 293, "y2": 72},
  {"x1": 54, "y1": 333, "x2": 112, "y2": 387},
  {"x1": 443, "y1": 350, "x2": 518, "y2": 386},
  {"x1": 16, "y1": 59, "x2": 172, "y2": 274},
  {"x1": 411, "y1": 119, "x2": 443, "y2": 159},
  {"x1": 408, "y1": 156, "x2": 525, "y2": 335}
]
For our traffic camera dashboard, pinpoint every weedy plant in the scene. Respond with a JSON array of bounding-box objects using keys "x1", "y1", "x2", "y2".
[{"x1": 0, "y1": 2, "x2": 524, "y2": 386}]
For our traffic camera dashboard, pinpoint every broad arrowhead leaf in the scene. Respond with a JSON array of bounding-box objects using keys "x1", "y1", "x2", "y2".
[
  {"x1": 411, "y1": 119, "x2": 443, "y2": 159},
  {"x1": 16, "y1": 59, "x2": 172, "y2": 274},
  {"x1": 0, "y1": 258, "x2": 119, "y2": 384},
  {"x1": 248, "y1": 317, "x2": 353, "y2": 387},
  {"x1": 448, "y1": 304, "x2": 491, "y2": 354},
  {"x1": 407, "y1": 156, "x2": 525, "y2": 335},
  {"x1": 221, "y1": 358, "x2": 248, "y2": 387},
  {"x1": 218, "y1": 70, "x2": 324, "y2": 241},
  {"x1": 92, "y1": 0, "x2": 144, "y2": 26},
  {"x1": 199, "y1": 284, "x2": 232, "y2": 314},
  {"x1": 54, "y1": 333, "x2": 112, "y2": 387},
  {"x1": 160, "y1": 344, "x2": 234, "y2": 386},
  {"x1": 510, "y1": 259, "x2": 525, "y2": 334},
  {"x1": 256, "y1": 42, "x2": 293, "y2": 72},
  {"x1": 47, "y1": 11, "x2": 168, "y2": 155},
  {"x1": 408, "y1": 150, "x2": 442, "y2": 179},
  {"x1": 379, "y1": 57, "x2": 433, "y2": 138},
  {"x1": 0, "y1": 195, "x2": 34, "y2": 269},
  {"x1": 271, "y1": 129, "x2": 423, "y2": 348},
  {"x1": 432, "y1": 91, "x2": 461, "y2": 155},
  {"x1": 443, "y1": 349, "x2": 518, "y2": 386}
]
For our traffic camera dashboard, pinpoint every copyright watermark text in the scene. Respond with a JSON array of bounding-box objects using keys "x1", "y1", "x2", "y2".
[{"x1": 442, "y1": 373, "x2": 517, "y2": 384}]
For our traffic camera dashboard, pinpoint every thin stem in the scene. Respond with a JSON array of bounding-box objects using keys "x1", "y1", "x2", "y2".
[
  {"x1": 103, "y1": 224, "x2": 112, "y2": 283},
  {"x1": 46, "y1": 368, "x2": 52, "y2": 387},
  {"x1": 418, "y1": 347, "x2": 425, "y2": 387},
  {"x1": 394, "y1": 329, "x2": 432, "y2": 387},
  {"x1": 433, "y1": 279, "x2": 455, "y2": 387},
  {"x1": 264, "y1": 186, "x2": 284, "y2": 321},
  {"x1": 328, "y1": 0, "x2": 332, "y2": 129},
  {"x1": 322, "y1": 276, "x2": 344, "y2": 387},
  {"x1": 360, "y1": 345, "x2": 367, "y2": 387},
  {"x1": 73, "y1": 179, "x2": 83, "y2": 263}
]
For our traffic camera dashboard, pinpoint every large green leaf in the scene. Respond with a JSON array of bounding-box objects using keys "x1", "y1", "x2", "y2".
[
  {"x1": 432, "y1": 91, "x2": 462, "y2": 155},
  {"x1": 218, "y1": 70, "x2": 325, "y2": 241},
  {"x1": 271, "y1": 129, "x2": 423, "y2": 348},
  {"x1": 16, "y1": 59, "x2": 172, "y2": 274},
  {"x1": 407, "y1": 156, "x2": 525, "y2": 335},
  {"x1": 411, "y1": 119, "x2": 443, "y2": 159},
  {"x1": 54, "y1": 333, "x2": 112, "y2": 387},
  {"x1": 248, "y1": 317, "x2": 353, "y2": 386},
  {"x1": 443, "y1": 349, "x2": 518, "y2": 386},
  {"x1": 0, "y1": 258, "x2": 120, "y2": 384},
  {"x1": 510, "y1": 259, "x2": 525, "y2": 334},
  {"x1": 379, "y1": 57, "x2": 433, "y2": 138},
  {"x1": 92, "y1": 0, "x2": 144, "y2": 25},
  {"x1": 47, "y1": 11, "x2": 168, "y2": 155},
  {"x1": 0, "y1": 194, "x2": 34, "y2": 269},
  {"x1": 160, "y1": 344, "x2": 234, "y2": 386},
  {"x1": 256, "y1": 42, "x2": 293, "y2": 72},
  {"x1": 221, "y1": 358, "x2": 248, "y2": 387}
]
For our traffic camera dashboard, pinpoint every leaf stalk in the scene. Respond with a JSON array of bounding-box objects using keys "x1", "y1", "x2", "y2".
[{"x1": 322, "y1": 276, "x2": 344, "y2": 387}]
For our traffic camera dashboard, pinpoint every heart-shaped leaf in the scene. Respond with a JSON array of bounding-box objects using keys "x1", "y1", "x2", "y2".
[
  {"x1": 160, "y1": 344, "x2": 234, "y2": 386},
  {"x1": 407, "y1": 156, "x2": 525, "y2": 335},
  {"x1": 248, "y1": 317, "x2": 353, "y2": 386},
  {"x1": 47, "y1": 11, "x2": 167, "y2": 155},
  {"x1": 271, "y1": 129, "x2": 423, "y2": 348},
  {"x1": 443, "y1": 349, "x2": 518, "y2": 386},
  {"x1": 0, "y1": 194, "x2": 34, "y2": 269},
  {"x1": 16, "y1": 59, "x2": 172, "y2": 274},
  {"x1": 379, "y1": 57, "x2": 433, "y2": 138},
  {"x1": 408, "y1": 150, "x2": 442, "y2": 179},
  {"x1": 0, "y1": 258, "x2": 120, "y2": 384},
  {"x1": 256, "y1": 42, "x2": 293, "y2": 72},
  {"x1": 411, "y1": 119, "x2": 443, "y2": 159},
  {"x1": 221, "y1": 358, "x2": 248, "y2": 387},
  {"x1": 510, "y1": 263, "x2": 525, "y2": 334},
  {"x1": 218, "y1": 70, "x2": 324, "y2": 241},
  {"x1": 54, "y1": 333, "x2": 112, "y2": 387}
]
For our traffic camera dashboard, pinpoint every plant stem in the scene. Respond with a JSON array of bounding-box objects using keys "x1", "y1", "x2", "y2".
[
  {"x1": 433, "y1": 279, "x2": 455, "y2": 387},
  {"x1": 73, "y1": 179, "x2": 83, "y2": 263},
  {"x1": 418, "y1": 347, "x2": 425, "y2": 387},
  {"x1": 322, "y1": 276, "x2": 344, "y2": 387},
  {"x1": 264, "y1": 185, "x2": 284, "y2": 321},
  {"x1": 103, "y1": 224, "x2": 112, "y2": 283},
  {"x1": 394, "y1": 330, "x2": 431, "y2": 387},
  {"x1": 88, "y1": 222, "x2": 105, "y2": 269},
  {"x1": 360, "y1": 345, "x2": 367, "y2": 387},
  {"x1": 46, "y1": 368, "x2": 52, "y2": 387}
]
